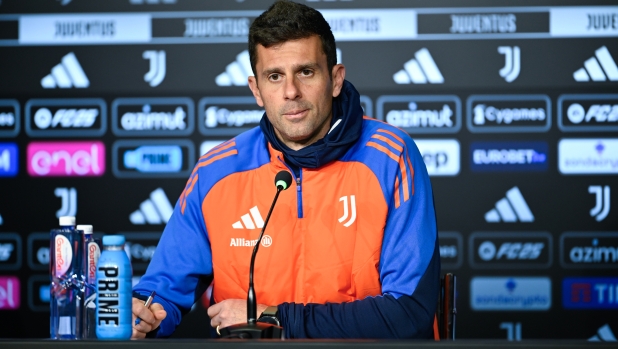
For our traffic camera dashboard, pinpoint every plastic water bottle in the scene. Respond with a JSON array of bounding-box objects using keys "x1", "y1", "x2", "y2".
[
  {"x1": 96, "y1": 235, "x2": 132, "y2": 339},
  {"x1": 50, "y1": 216, "x2": 83, "y2": 339},
  {"x1": 77, "y1": 225, "x2": 100, "y2": 339}
]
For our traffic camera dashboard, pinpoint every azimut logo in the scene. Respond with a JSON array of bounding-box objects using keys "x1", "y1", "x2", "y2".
[
  {"x1": 376, "y1": 95, "x2": 461, "y2": 134},
  {"x1": 0, "y1": 143, "x2": 18, "y2": 177},
  {"x1": 498, "y1": 46, "x2": 520, "y2": 83},
  {"x1": 27, "y1": 142, "x2": 105, "y2": 177},
  {"x1": 199, "y1": 97, "x2": 264, "y2": 136},
  {"x1": 393, "y1": 48, "x2": 444, "y2": 84},
  {"x1": 573, "y1": 46, "x2": 618, "y2": 82},
  {"x1": 216, "y1": 50, "x2": 253, "y2": 86},
  {"x1": 470, "y1": 277, "x2": 551, "y2": 311},
  {"x1": 112, "y1": 97, "x2": 194, "y2": 136},
  {"x1": 143, "y1": 50, "x2": 166, "y2": 87},
  {"x1": 559, "y1": 139, "x2": 618, "y2": 174},
  {"x1": 471, "y1": 141, "x2": 548, "y2": 172},
  {"x1": 560, "y1": 233, "x2": 618, "y2": 269},
  {"x1": 469, "y1": 232, "x2": 552, "y2": 269},
  {"x1": 415, "y1": 139, "x2": 460, "y2": 176},
  {"x1": 467, "y1": 95, "x2": 551, "y2": 133},
  {"x1": 485, "y1": 187, "x2": 534, "y2": 223},
  {"x1": 563, "y1": 277, "x2": 618, "y2": 309},
  {"x1": 25, "y1": 98, "x2": 106, "y2": 137},
  {"x1": 40, "y1": 52, "x2": 89, "y2": 89},
  {"x1": 558, "y1": 94, "x2": 618, "y2": 132},
  {"x1": 129, "y1": 188, "x2": 173, "y2": 225}
]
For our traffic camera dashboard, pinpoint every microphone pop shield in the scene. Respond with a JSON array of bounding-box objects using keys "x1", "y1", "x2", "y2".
[{"x1": 274, "y1": 171, "x2": 293, "y2": 190}]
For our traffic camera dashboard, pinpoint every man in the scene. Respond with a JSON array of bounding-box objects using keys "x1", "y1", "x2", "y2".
[{"x1": 132, "y1": 0, "x2": 439, "y2": 339}]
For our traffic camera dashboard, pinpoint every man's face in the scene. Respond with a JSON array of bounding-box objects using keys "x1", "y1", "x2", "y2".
[{"x1": 248, "y1": 35, "x2": 345, "y2": 150}]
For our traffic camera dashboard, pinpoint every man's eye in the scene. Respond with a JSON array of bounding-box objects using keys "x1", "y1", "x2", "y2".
[
  {"x1": 269, "y1": 74, "x2": 280, "y2": 81},
  {"x1": 301, "y1": 69, "x2": 313, "y2": 76}
]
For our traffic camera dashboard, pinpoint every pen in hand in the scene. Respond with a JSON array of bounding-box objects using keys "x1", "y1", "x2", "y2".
[{"x1": 134, "y1": 290, "x2": 156, "y2": 326}]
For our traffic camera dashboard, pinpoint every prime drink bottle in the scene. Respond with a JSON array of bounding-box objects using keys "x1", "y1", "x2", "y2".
[{"x1": 96, "y1": 235, "x2": 132, "y2": 339}]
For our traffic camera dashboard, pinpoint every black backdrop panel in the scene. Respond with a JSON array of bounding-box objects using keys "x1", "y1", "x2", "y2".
[{"x1": 0, "y1": 0, "x2": 617, "y2": 341}]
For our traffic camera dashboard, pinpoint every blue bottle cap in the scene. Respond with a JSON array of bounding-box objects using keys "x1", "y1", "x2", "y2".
[{"x1": 102, "y1": 235, "x2": 125, "y2": 246}]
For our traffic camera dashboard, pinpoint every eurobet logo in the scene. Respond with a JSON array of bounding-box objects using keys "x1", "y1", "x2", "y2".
[
  {"x1": 559, "y1": 139, "x2": 618, "y2": 174},
  {"x1": 470, "y1": 141, "x2": 548, "y2": 172},
  {"x1": 27, "y1": 141, "x2": 105, "y2": 177},
  {"x1": 470, "y1": 276, "x2": 551, "y2": 311},
  {"x1": 563, "y1": 277, "x2": 618, "y2": 309},
  {"x1": 0, "y1": 276, "x2": 20, "y2": 310},
  {"x1": 0, "y1": 143, "x2": 18, "y2": 177},
  {"x1": 414, "y1": 139, "x2": 460, "y2": 176}
]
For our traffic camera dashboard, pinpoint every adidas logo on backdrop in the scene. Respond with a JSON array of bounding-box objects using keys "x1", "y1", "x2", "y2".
[
  {"x1": 573, "y1": 46, "x2": 618, "y2": 82},
  {"x1": 393, "y1": 48, "x2": 444, "y2": 84},
  {"x1": 41, "y1": 52, "x2": 90, "y2": 89},
  {"x1": 485, "y1": 186, "x2": 534, "y2": 223},
  {"x1": 129, "y1": 188, "x2": 173, "y2": 225},
  {"x1": 589, "y1": 324, "x2": 616, "y2": 342}
]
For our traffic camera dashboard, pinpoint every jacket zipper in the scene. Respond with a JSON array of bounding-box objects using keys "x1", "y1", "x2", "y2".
[{"x1": 278, "y1": 157, "x2": 303, "y2": 218}]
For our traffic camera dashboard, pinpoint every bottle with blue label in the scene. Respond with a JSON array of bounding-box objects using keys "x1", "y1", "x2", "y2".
[
  {"x1": 96, "y1": 235, "x2": 132, "y2": 339},
  {"x1": 50, "y1": 216, "x2": 83, "y2": 340},
  {"x1": 77, "y1": 225, "x2": 100, "y2": 339}
]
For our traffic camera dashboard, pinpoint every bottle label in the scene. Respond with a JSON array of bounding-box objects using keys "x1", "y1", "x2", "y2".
[
  {"x1": 87, "y1": 242, "x2": 101, "y2": 283},
  {"x1": 55, "y1": 234, "x2": 72, "y2": 277}
]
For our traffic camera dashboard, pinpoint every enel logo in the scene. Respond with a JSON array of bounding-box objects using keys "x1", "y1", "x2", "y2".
[{"x1": 27, "y1": 141, "x2": 105, "y2": 177}]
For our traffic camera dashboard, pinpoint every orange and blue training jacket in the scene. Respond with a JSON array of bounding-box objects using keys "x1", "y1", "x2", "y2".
[{"x1": 134, "y1": 81, "x2": 440, "y2": 339}]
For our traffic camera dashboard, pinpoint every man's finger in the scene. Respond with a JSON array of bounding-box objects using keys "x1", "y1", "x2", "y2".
[
  {"x1": 207, "y1": 302, "x2": 222, "y2": 318},
  {"x1": 133, "y1": 301, "x2": 158, "y2": 325}
]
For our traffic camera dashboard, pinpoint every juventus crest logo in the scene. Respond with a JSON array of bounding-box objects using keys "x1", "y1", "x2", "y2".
[{"x1": 338, "y1": 195, "x2": 357, "y2": 228}]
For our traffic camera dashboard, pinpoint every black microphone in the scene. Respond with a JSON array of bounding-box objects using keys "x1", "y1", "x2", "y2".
[{"x1": 220, "y1": 170, "x2": 292, "y2": 339}]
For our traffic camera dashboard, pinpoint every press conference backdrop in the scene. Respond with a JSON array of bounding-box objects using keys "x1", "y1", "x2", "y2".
[{"x1": 0, "y1": 0, "x2": 617, "y2": 341}]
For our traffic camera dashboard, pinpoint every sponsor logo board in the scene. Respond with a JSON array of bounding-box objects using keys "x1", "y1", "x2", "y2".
[
  {"x1": 0, "y1": 276, "x2": 20, "y2": 310},
  {"x1": 560, "y1": 232, "x2": 618, "y2": 269},
  {"x1": 27, "y1": 275, "x2": 50, "y2": 312},
  {"x1": 470, "y1": 276, "x2": 551, "y2": 311},
  {"x1": 0, "y1": 143, "x2": 18, "y2": 177},
  {"x1": 0, "y1": 100, "x2": 20, "y2": 137},
  {"x1": 438, "y1": 232, "x2": 463, "y2": 269},
  {"x1": 112, "y1": 97, "x2": 194, "y2": 137},
  {"x1": 27, "y1": 233, "x2": 51, "y2": 271},
  {"x1": 470, "y1": 141, "x2": 548, "y2": 172},
  {"x1": 415, "y1": 139, "x2": 460, "y2": 176},
  {"x1": 469, "y1": 232, "x2": 552, "y2": 269},
  {"x1": 27, "y1": 141, "x2": 105, "y2": 177},
  {"x1": 485, "y1": 186, "x2": 535, "y2": 223},
  {"x1": 25, "y1": 98, "x2": 106, "y2": 137},
  {"x1": 563, "y1": 277, "x2": 618, "y2": 309},
  {"x1": 0, "y1": 233, "x2": 22, "y2": 270},
  {"x1": 198, "y1": 97, "x2": 264, "y2": 137},
  {"x1": 558, "y1": 138, "x2": 618, "y2": 174},
  {"x1": 572, "y1": 46, "x2": 618, "y2": 82},
  {"x1": 119, "y1": 232, "x2": 162, "y2": 272},
  {"x1": 112, "y1": 139, "x2": 194, "y2": 178},
  {"x1": 393, "y1": 48, "x2": 444, "y2": 84},
  {"x1": 376, "y1": 95, "x2": 461, "y2": 134},
  {"x1": 558, "y1": 94, "x2": 618, "y2": 132},
  {"x1": 467, "y1": 95, "x2": 551, "y2": 133},
  {"x1": 551, "y1": 8, "x2": 618, "y2": 37},
  {"x1": 320, "y1": 9, "x2": 417, "y2": 41}
]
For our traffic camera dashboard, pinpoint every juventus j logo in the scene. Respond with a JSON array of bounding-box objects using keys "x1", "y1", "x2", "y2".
[
  {"x1": 55, "y1": 187, "x2": 77, "y2": 218},
  {"x1": 498, "y1": 46, "x2": 520, "y2": 83},
  {"x1": 338, "y1": 195, "x2": 357, "y2": 227},
  {"x1": 589, "y1": 185, "x2": 610, "y2": 222},
  {"x1": 143, "y1": 50, "x2": 166, "y2": 87}
]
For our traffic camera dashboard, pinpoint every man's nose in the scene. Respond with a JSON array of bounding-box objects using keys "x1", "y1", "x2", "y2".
[{"x1": 283, "y1": 75, "x2": 301, "y2": 100}]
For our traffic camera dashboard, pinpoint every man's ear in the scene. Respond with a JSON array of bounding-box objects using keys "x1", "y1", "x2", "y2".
[
  {"x1": 331, "y1": 64, "x2": 346, "y2": 98},
  {"x1": 248, "y1": 76, "x2": 264, "y2": 107}
]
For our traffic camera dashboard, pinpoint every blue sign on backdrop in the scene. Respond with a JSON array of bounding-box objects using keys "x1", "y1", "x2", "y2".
[
  {"x1": 563, "y1": 277, "x2": 618, "y2": 309},
  {"x1": 0, "y1": 143, "x2": 18, "y2": 177},
  {"x1": 470, "y1": 141, "x2": 548, "y2": 172}
]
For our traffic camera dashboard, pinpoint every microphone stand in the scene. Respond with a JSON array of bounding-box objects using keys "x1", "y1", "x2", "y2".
[{"x1": 219, "y1": 172, "x2": 291, "y2": 339}]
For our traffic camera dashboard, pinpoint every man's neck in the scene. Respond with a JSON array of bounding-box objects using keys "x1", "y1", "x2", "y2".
[{"x1": 275, "y1": 114, "x2": 333, "y2": 151}]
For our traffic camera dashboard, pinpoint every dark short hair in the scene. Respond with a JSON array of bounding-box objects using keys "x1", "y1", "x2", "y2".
[{"x1": 248, "y1": 0, "x2": 337, "y2": 78}]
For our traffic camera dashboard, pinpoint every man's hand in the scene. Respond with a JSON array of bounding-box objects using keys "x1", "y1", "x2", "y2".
[
  {"x1": 207, "y1": 299, "x2": 268, "y2": 331},
  {"x1": 131, "y1": 297, "x2": 167, "y2": 339}
]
